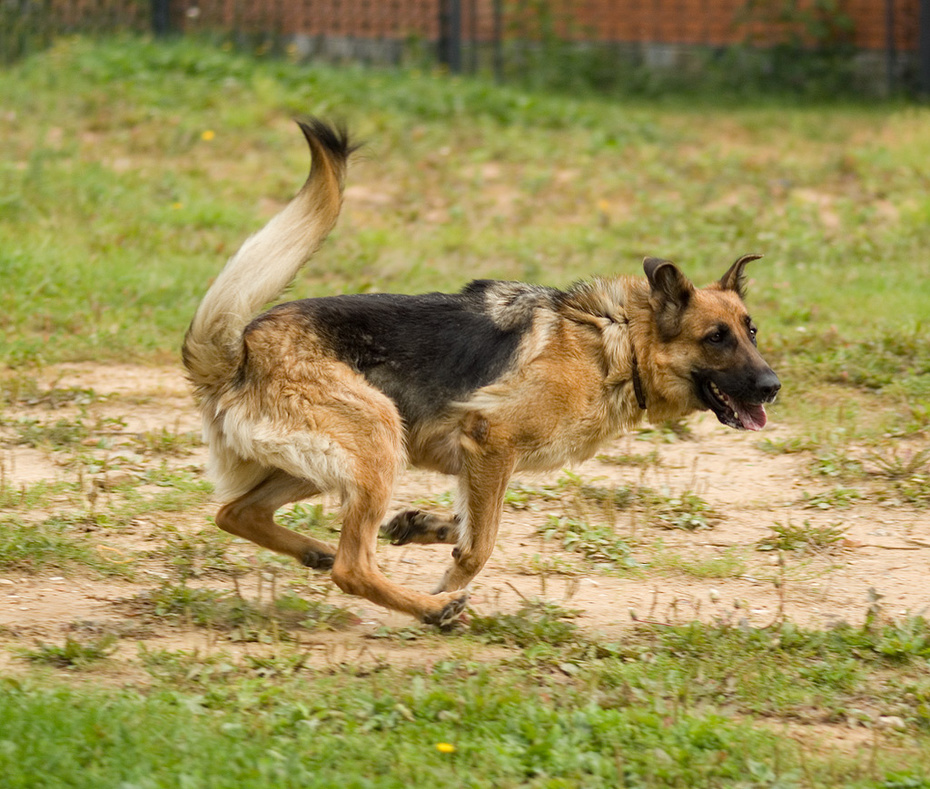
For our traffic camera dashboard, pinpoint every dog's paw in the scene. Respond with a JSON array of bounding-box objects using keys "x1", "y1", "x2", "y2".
[
  {"x1": 300, "y1": 549, "x2": 334, "y2": 570},
  {"x1": 421, "y1": 591, "x2": 469, "y2": 629},
  {"x1": 381, "y1": 509, "x2": 455, "y2": 545},
  {"x1": 381, "y1": 509, "x2": 430, "y2": 545}
]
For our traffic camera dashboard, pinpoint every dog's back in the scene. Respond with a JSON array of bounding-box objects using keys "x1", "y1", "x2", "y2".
[{"x1": 248, "y1": 280, "x2": 554, "y2": 426}]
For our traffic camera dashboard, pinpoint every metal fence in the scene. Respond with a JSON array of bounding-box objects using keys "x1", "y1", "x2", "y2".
[{"x1": 2, "y1": 0, "x2": 928, "y2": 95}]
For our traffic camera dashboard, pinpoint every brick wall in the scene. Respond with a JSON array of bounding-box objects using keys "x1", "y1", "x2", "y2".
[{"x1": 173, "y1": 0, "x2": 920, "y2": 53}]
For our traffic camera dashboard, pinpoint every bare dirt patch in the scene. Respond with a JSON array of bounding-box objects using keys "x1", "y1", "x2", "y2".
[{"x1": 2, "y1": 363, "x2": 929, "y2": 676}]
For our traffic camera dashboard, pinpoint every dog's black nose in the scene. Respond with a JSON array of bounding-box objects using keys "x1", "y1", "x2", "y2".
[{"x1": 756, "y1": 369, "x2": 781, "y2": 402}]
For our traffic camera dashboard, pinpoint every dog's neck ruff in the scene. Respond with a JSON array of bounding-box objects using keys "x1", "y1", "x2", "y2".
[{"x1": 630, "y1": 353, "x2": 647, "y2": 410}]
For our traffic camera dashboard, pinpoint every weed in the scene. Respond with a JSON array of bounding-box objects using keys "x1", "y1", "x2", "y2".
[
  {"x1": 635, "y1": 420, "x2": 695, "y2": 442},
  {"x1": 469, "y1": 599, "x2": 581, "y2": 649},
  {"x1": 0, "y1": 377, "x2": 98, "y2": 409},
  {"x1": 510, "y1": 553, "x2": 582, "y2": 577},
  {"x1": 18, "y1": 633, "x2": 117, "y2": 668},
  {"x1": 0, "y1": 513, "x2": 132, "y2": 575},
  {"x1": 849, "y1": 446, "x2": 930, "y2": 507},
  {"x1": 109, "y1": 465, "x2": 212, "y2": 522},
  {"x1": 893, "y1": 474, "x2": 930, "y2": 508},
  {"x1": 539, "y1": 516, "x2": 639, "y2": 570},
  {"x1": 576, "y1": 482, "x2": 638, "y2": 510},
  {"x1": 503, "y1": 480, "x2": 560, "y2": 510},
  {"x1": 809, "y1": 449, "x2": 865, "y2": 480},
  {"x1": 799, "y1": 486, "x2": 863, "y2": 510},
  {"x1": 504, "y1": 474, "x2": 635, "y2": 513},
  {"x1": 866, "y1": 446, "x2": 930, "y2": 480},
  {"x1": 757, "y1": 435, "x2": 824, "y2": 455},
  {"x1": 158, "y1": 525, "x2": 231, "y2": 580},
  {"x1": 650, "y1": 546, "x2": 748, "y2": 579},
  {"x1": 757, "y1": 520, "x2": 846, "y2": 553},
  {"x1": 132, "y1": 427, "x2": 201, "y2": 456},
  {"x1": 596, "y1": 449, "x2": 661, "y2": 468},
  {"x1": 640, "y1": 487, "x2": 720, "y2": 531},
  {"x1": 278, "y1": 502, "x2": 338, "y2": 539},
  {"x1": 412, "y1": 489, "x2": 455, "y2": 509},
  {"x1": 11, "y1": 415, "x2": 91, "y2": 450},
  {"x1": 0, "y1": 478, "x2": 74, "y2": 510}
]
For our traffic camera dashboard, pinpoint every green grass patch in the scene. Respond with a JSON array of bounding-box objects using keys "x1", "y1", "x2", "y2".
[
  {"x1": 539, "y1": 516, "x2": 640, "y2": 572},
  {"x1": 0, "y1": 36, "x2": 928, "y2": 424},
  {"x1": 0, "y1": 478, "x2": 74, "y2": 510},
  {"x1": 649, "y1": 547, "x2": 748, "y2": 579},
  {"x1": 2, "y1": 615, "x2": 930, "y2": 786},
  {"x1": 17, "y1": 634, "x2": 117, "y2": 668},
  {"x1": 0, "y1": 513, "x2": 132, "y2": 576},
  {"x1": 757, "y1": 520, "x2": 847, "y2": 553}
]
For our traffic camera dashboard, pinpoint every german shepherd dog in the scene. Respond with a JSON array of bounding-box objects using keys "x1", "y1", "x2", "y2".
[{"x1": 183, "y1": 119, "x2": 780, "y2": 626}]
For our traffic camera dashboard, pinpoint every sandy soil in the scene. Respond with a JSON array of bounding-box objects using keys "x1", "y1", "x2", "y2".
[{"x1": 1, "y1": 363, "x2": 929, "y2": 674}]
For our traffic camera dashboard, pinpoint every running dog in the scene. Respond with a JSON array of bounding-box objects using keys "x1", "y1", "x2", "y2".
[{"x1": 182, "y1": 119, "x2": 780, "y2": 626}]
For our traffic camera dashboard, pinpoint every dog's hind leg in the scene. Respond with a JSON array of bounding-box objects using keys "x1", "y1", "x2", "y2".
[
  {"x1": 433, "y1": 449, "x2": 515, "y2": 594},
  {"x1": 216, "y1": 471, "x2": 336, "y2": 570},
  {"x1": 330, "y1": 449, "x2": 469, "y2": 627}
]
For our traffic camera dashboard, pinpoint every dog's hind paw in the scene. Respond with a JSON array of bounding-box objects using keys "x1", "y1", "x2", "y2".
[
  {"x1": 381, "y1": 509, "x2": 457, "y2": 546},
  {"x1": 300, "y1": 549, "x2": 335, "y2": 570},
  {"x1": 421, "y1": 592, "x2": 469, "y2": 629}
]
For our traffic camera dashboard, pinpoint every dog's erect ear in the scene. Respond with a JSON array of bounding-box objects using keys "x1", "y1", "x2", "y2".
[
  {"x1": 643, "y1": 257, "x2": 695, "y2": 340},
  {"x1": 718, "y1": 254, "x2": 762, "y2": 300}
]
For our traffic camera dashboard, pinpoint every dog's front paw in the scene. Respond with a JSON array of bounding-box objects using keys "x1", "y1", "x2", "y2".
[{"x1": 421, "y1": 591, "x2": 469, "y2": 629}]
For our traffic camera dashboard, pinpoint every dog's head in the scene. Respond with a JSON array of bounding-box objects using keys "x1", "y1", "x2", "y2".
[{"x1": 643, "y1": 254, "x2": 780, "y2": 431}]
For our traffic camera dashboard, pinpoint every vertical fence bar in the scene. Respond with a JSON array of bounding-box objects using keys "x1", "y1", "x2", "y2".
[
  {"x1": 492, "y1": 0, "x2": 503, "y2": 81},
  {"x1": 438, "y1": 0, "x2": 463, "y2": 72},
  {"x1": 468, "y1": 0, "x2": 477, "y2": 73},
  {"x1": 921, "y1": 0, "x2": 930, "y2": 95},
  {"x1": 152, "y1": 0, "x2": 171, "y2": 35},
  {"x1": 885, "y1": 0, "x2": 896, "y2": 94}
]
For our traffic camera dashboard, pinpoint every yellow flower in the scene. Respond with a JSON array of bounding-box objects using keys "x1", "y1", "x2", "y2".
[
  {"x1": 201, "y1": 130, "x2": 215, "y2": 141},
  {"x1": 171, "y1": 202, "x2": 183, "y2": 210},
  {"x1": 435, "y1": 742, "x2": 456, "y2": 754}
]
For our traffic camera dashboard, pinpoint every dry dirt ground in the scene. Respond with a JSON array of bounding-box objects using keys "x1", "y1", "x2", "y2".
[{"x1": 1, "y1": 363, "x2": 929, "y2": 676}]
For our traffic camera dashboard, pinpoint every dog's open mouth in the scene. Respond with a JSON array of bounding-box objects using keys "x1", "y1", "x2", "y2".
[{"x1": 702, "y1": 380, "x2": 767, "y2": 431}]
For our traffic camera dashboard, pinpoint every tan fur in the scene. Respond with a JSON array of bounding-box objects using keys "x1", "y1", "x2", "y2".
[{"x1": 183, "y1": 122, "x2": 775, "y2": 626}]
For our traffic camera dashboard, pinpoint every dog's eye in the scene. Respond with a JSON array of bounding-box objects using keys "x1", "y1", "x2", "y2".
[{"x1": 704, "y1": 328, "x2": 727, "y2": 345}]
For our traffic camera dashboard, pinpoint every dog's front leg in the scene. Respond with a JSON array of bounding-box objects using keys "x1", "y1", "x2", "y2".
[{"x1": 434, "y1": 448, "x2": 515, "y2": 593}]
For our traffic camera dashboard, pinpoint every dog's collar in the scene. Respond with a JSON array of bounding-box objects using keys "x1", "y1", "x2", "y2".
[
  {"x1": 622, "y1": 315, "x2": 647, "y2": 411},
  {"x1": 631, "y1": 353, "x2": 647, "y2": 410}
]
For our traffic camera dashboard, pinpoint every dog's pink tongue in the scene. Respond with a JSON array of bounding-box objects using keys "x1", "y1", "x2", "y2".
[{"x1": 737, "y1": 402, "x2": 767, "y2": 431}]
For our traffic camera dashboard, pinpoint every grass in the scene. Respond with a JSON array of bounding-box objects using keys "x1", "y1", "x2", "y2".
[
  {"x1": 2, "y1": 33, "x2": 930, "y2": 787},
  {"x1": 0, "y1": 37, "x2": 928, "y2": 404},
  {"x1": 757, "y1": 520, "x2": 847, "y2": 554},
  {"x1": 2, "y1": 613, "x2": 930, "y2": 786},
  {"x1": 649, "y1": 546, "x2": 748, "y2": 579},
  {"x1": 17, "y1": 633, "x2": 117, "y2": 668},
  {"x1": 0, "y1": 514, "x2": 133, "y2": 575},
  {"x1": 539, "y1": 516, "x2": 640, "y2": 572}
]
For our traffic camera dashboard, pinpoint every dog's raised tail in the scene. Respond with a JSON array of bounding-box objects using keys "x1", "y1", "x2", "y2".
[{"x1": 182, "y1": 118, "x2": 356, "y2": 398}]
